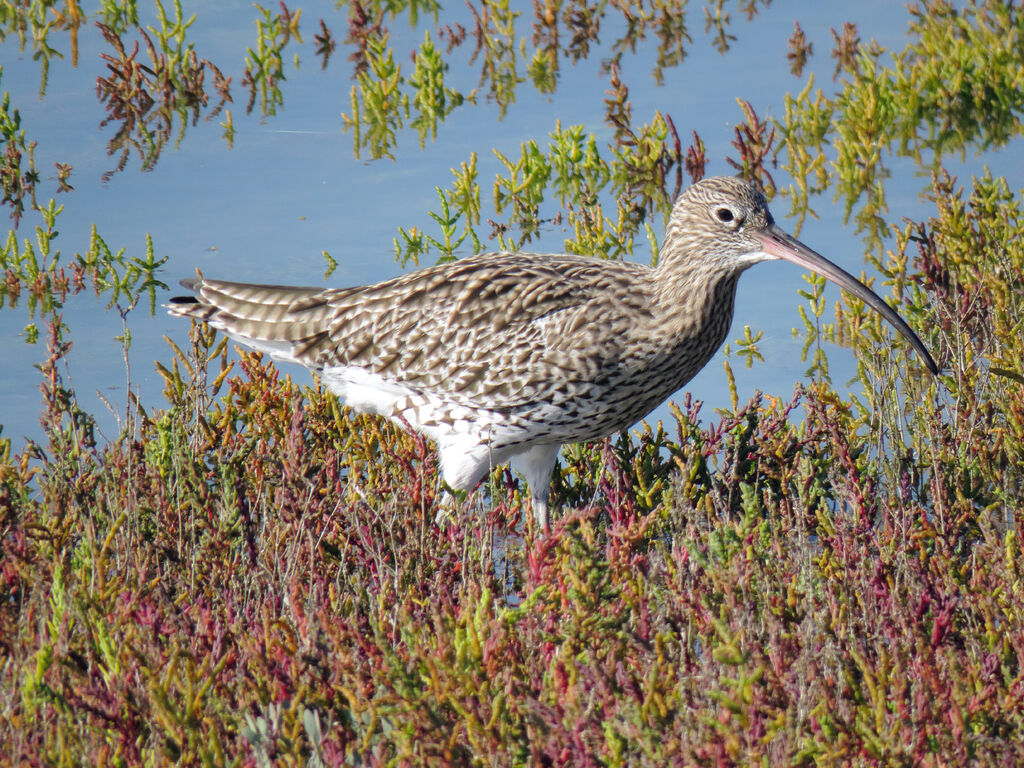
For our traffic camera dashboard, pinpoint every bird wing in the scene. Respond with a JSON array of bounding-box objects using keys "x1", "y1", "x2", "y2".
[
  {"x1": 168, "y1": 278, "x2": 347, "y2": 361},
  {"x1": 168, "y1": 253, "x2": 652, "y2": 411},
  {"x1": 322, "y1": 252, "x2": 653, "y2": 409}
]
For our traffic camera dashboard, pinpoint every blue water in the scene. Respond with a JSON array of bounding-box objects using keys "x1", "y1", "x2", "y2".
[{"x1": 0, "y1": 2, "x2": 1013, "y2": 449}]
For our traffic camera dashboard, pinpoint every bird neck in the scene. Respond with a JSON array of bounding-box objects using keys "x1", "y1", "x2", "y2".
[{"x1": 652, "y1": 256, "x2": 741, "y2": 348}]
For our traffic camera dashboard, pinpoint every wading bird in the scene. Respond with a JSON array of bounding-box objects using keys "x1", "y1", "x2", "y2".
[{"x1": 168, "y1": 176, "x2": 938, "y2": 528}]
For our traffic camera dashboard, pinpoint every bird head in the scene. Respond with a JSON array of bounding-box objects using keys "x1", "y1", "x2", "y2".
[
  {"x1": 663, "y1": 175, "x2": 775, "y2": 272},
  {"x1": 661, "y1": 176, "x2": 939, "y2": 375}
]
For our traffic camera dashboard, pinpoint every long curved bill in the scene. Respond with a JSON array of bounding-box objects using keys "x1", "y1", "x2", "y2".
[{"x1": 755, "y1": 223, "x2": 939, "y2": 375}]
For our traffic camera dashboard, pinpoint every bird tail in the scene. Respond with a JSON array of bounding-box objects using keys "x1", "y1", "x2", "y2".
[{"x1": 166, "y1": 277, "x2": 334, "y2": 363}]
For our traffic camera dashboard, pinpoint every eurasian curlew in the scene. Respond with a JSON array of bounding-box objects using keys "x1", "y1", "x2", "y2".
[{"x1": 168, "y1": 176, "x2": 938, "y2": 528}]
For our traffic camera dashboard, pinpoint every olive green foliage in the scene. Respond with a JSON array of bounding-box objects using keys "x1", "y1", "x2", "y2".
[
  {"x1": 244, "y1": 3, "x2": 302, "y2": 118},
  {"x1": 4, "y1": 1, "x2": 1024, "y2": 765},
  {"x1": 777, "y1": 0, "x2": 1024, "y2": 249}
]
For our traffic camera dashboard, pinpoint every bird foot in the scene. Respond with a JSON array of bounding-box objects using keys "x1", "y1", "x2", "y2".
[{"x1": 531, "y1": 497, "x2": 550, "y2": 532}]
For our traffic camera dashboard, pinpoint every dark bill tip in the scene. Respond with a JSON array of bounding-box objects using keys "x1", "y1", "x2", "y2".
[{"x1": 756, "y1": 225, "x2": 939, "y2": 376}]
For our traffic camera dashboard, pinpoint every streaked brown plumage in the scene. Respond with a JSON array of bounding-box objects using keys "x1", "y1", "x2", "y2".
[{"x1": 168, "y1": 176, "x2": 938, "y2": 528}]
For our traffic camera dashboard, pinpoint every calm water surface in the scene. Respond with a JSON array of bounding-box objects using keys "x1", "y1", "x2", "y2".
[{"x1": 0, "y1": 1, "x2": 1015, "y2": 449}]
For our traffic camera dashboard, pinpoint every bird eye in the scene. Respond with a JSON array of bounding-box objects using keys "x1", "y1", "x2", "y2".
[{"x1": 715, "y1": 207, "x2": 735, "y2": 223}]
